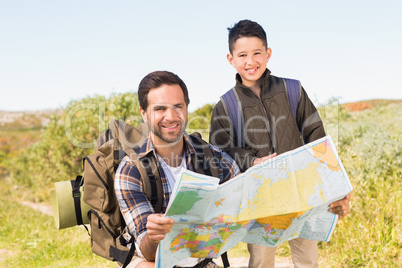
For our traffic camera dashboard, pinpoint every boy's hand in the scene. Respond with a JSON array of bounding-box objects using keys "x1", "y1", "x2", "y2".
[
  {"x1": 146, "y1": 214, "x2": 175, "y2": 244},
  {"x1": 253, "y1": 153, "x2": 277, "y2": 166},
  {"x1": 329, "y1": 194, "x2": 351, "y2": 219}
]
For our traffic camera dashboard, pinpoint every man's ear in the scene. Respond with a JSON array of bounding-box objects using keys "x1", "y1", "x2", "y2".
[
  {"x1": 227, "y1": 53, "x2": 235, "y2": 67},
  {"x1": 139, "y1": 107, "x2": 147, "y2": 123}
]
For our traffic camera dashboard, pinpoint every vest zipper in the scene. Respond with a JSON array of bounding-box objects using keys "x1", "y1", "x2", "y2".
[{"x1": 256, "y1": 88, "x2": 275, "y2": 154}]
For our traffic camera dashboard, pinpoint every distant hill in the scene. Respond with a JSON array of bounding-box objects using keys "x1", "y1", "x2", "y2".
[
  {"x1": 342, "y1": 99, "x2": 401, "y2": 111},
  {"x1": 1, "y1": 99, "x2": 401, "y2": 128},
  {"x1": 0, "y1": 109, "x2": 62, "y2": 129}
]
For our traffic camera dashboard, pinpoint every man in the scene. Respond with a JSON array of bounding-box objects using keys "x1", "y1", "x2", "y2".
[{"x1": 114, "y1": 71, "x2": 241, "y2": 268}]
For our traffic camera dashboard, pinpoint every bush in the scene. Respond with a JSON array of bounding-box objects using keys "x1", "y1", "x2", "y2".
[{"x1": 10, "y1": 93, "x2": 142, "y2": 201}]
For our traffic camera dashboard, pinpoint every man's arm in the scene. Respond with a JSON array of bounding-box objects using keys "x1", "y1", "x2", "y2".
[
  {"x1": 140, "y1": 214, "x2": 174, "y2": 261},
  {"x1": 115, "y1": 157, "x2": 161, "y2": 260},
  {"x1": 209, "y1": 101, "x2": 257, "y2": 172}
]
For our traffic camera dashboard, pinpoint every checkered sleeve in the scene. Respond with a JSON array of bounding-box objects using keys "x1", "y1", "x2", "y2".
[{"x1": 114, "y1": 156, "x2": 154, "y2": 247}]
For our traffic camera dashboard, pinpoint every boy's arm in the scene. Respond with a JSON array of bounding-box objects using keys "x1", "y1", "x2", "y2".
[
  {"x1": 209, "y1": 101, "x2": 257, "y2": 172},
  {"x1": 296, "y1": 87, "x2": 326, "y2": 143}
]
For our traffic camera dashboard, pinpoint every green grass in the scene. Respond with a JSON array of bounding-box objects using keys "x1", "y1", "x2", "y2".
[
  {"x1": 317, "y1": 102, "x2": 402, "y2": 267},
  {"x1": 0, "y1": 178, "x2": 111, "y2": 268},
  {"x1": 1, "y1": 101, "x2": 401, "y2": 267}
]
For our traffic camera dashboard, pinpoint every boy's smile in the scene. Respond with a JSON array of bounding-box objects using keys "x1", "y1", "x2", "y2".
[{"x1": 227, "y1": 37, "x2": 272, "y2": 89}]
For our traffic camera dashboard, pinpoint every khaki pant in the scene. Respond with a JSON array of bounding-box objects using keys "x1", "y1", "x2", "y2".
[
  {"x1": 123, "y1": 256, "x2": 143, "y2": 268},
  {"x1": 248, "y1": 238, "x2": 319, "y2": 268},
  {"x1": 123, "y1": 258, "x2": 217, "y2": 268}
]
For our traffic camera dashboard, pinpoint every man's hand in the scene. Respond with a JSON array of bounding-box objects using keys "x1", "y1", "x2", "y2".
[
  {"x1": 146, "y1": 214, "x2": 175, "y2": 243},
  {"x1": 329, "y1": 194, "x2": 351, "y2": 219},
  {"x1": 253, "y1": 153, "x2": 277, "y2": 166},
  {"x1": 140, "y1": 214, "x2": 174, "y2": 261}
]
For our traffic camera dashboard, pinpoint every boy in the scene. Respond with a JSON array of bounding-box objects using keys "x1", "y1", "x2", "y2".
[{"x1": 209, "y1": 19, "x2": 350, "y2": 268}]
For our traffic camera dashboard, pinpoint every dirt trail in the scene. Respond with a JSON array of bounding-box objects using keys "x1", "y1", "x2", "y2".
[
  {"x1": 20, "y1": 200, "x2": 53, "y2": 216},
  {"x1": 215, "y1": 256, "x2": 294, "y2": 268}
]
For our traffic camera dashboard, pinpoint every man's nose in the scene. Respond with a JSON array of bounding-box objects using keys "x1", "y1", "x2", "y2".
[{"x1": 164, "y1": 107, "x2": 178, "y2": 120}]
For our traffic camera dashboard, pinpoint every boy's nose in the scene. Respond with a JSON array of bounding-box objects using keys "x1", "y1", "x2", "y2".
[{"x1": 246, "y1": 55, "x2": 254, "y2": 64}]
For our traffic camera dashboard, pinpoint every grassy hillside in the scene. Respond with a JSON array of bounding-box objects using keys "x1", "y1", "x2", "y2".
[{"x1": 0, "y1": 98, "x2": 401, "y2": 267}]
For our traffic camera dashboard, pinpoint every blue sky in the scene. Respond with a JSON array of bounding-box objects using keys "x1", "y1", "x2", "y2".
[{"x1": 1, "y1": 0, "x2": 401, "y2": 112}]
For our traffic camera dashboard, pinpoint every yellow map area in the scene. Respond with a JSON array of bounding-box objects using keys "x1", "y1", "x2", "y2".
[
  {"x1": 256, "y1": 211, "x2": 306, "y2": 229},
  {"x1": 231, "y1": 162, "x2": 325, "y2": 222},
  {"x1": 312, "y1": 142, "x2": 341, "y2": 172}
]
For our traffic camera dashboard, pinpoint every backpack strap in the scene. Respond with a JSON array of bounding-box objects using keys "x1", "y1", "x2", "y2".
[
  {"x1": 125, "y1": 148, "x2": 163, "y2": 214},
  {"x1": 188, "y1": 134, "x2": 219, "y2": 178},
  {"x1": 108, "y1": 119, "x2": 163, "y2": 213},
  {"x1": 120, "y1": 238, "x2": 136, "y2": 268},
  {"x1": 221, "y1": 252, "x2": 230, "y2": 268},
  {"x1": 71, "y1": 175, "x2": 84, "y2": 226},
  {"x1": 283, "y1": 78, "x2": 302, "y2": 124},
  {"x1": 220, "y1": 88, "x2": 244, "y2": 148},
  {"x1": 140, "y1": 154, "x2": 163, "y2": 213}
]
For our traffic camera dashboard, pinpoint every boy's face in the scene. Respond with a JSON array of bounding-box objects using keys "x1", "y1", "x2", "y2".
[
  {"x1": 227, "y1": 37, "x2": 272, "y2": 88},
  {"x1": 140, "y1": 84, "x2": 188, "y2": 147}
]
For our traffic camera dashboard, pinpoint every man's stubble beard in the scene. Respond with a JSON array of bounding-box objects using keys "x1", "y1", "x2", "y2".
[{"x1": 149, "y1": 120, "x2": 187, "y2": 145}]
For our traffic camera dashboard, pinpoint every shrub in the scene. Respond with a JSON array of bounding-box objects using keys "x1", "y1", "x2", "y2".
[{"x1": 10, "y1": 93, "x2": 142, "y2": 201}]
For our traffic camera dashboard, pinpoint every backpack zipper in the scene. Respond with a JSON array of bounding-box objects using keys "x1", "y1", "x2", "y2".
[
  {"x1": 84, "y1": 156, "x2": 109, "y2": 190},
  {"x1": 89, "y1": 209, "x2": 117, "y2": 239}
]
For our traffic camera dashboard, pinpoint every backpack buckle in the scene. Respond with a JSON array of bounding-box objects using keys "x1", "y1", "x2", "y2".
[
  {"x1": 72, "y1": 189, "x2": 81, "y2": 198},
  {"x1": 148, "y1": 174, "x2": 157, "y2": 182}
]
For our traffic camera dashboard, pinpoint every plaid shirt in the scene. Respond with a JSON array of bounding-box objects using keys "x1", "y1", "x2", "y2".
[{"x1": 114, "y1": 133, "x2": 240, "y2": 252}]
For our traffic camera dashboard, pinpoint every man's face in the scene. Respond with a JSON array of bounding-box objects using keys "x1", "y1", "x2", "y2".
[
  {"x1": 140, "y1": 84, "x2": 188, "y2": 146},
  {"x1": 227, "y1": 36, "x2": 272, "y2": 88}
]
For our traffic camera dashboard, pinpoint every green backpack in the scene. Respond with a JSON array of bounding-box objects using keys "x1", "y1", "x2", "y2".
[{"x1": 76, "y1": 119, "x2": 229, "y2": 267}]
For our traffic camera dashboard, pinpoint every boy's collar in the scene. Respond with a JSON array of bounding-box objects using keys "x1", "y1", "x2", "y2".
[{"x1": 235, "y1": 68, "x2": 271, "y2": 90}]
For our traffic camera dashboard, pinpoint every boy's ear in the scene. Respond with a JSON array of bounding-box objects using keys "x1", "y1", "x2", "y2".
[
  {"x1": 227, "y1": 53, "x2": 235, "y2": 67},
  {"x1": 266, "y1": 48, "x2": 272, "y2": 61}
]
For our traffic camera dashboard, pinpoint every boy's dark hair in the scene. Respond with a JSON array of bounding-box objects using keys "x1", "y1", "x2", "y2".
[
  {"x1": 228, "y1": 19, "x2": 268, "y2": 54},
  {"x1": 138, "y1": 70, "x2": 190, "y2": 110}
]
